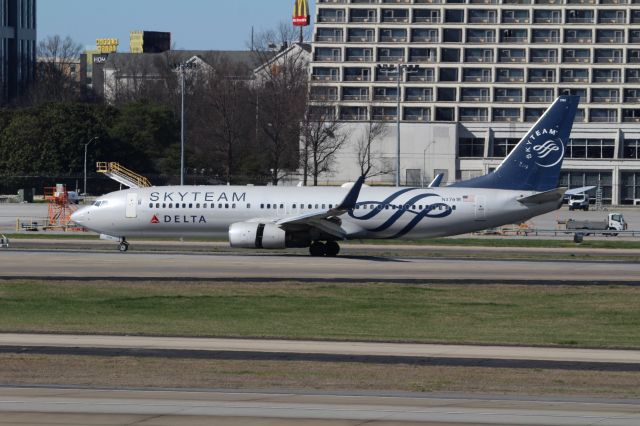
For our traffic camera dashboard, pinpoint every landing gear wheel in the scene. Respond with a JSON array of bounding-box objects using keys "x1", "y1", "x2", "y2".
[
  {"x1": 325, "y1": 241, "x2": 340, "y2": 257},
  {"x1": 309, "y1": 242, "x2": 326, "y2": 257},
  {"x1": 118, "y1": 241, "x2": 129, "y2": 253}
]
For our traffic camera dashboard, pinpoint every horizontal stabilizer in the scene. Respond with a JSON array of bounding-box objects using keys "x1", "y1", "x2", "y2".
[
  {"x1": 565, "y1": 186, "x2": 596, "y2": 196},
  {"x1": 517, "y1": 188, "x2": 566, "y2": 205}
]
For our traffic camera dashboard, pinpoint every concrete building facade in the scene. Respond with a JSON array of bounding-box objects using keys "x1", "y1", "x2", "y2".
[
  {"x1": 0, "y1": 0, "x2": 36, "y2": 104},
  {"x1": 310, "y1": 0, "x2": 640, "y2": 204}
]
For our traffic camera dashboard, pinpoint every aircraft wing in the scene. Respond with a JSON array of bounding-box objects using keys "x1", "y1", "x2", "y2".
[{"x1": 274, "y1": 176, "x2": 365, "y2": 239}]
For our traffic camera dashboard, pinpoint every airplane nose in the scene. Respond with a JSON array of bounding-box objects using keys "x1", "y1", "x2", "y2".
[{"x1": 70, "y1": 208, "x2": 86, "y2": 225}]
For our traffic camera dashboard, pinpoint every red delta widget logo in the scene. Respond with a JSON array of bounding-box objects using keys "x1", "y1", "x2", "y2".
[{"x1": 151, "y1": 214, "x2": 207, "y2": 224}]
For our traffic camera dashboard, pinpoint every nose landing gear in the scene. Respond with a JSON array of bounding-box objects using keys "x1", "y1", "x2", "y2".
[{"x1": 309, "y1": 241, "x2": 340, "y2": 257}]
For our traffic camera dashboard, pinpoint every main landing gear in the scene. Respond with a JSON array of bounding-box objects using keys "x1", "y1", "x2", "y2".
[
  {"x1": 309, "y1": 241, "x2": 340, "y2": 257},
  {"x1": 118, "y1": 238, "x2": 129, "y2": 253}
]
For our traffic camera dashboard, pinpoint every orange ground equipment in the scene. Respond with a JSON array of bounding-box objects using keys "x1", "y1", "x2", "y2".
[{"x1": 44, "y1": 184, "x2": 83, "y2": 231}]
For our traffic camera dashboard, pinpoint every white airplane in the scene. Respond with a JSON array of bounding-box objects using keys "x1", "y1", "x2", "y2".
[{"x1": 72, "y1": 96, "x2": 580, "y2": 256}]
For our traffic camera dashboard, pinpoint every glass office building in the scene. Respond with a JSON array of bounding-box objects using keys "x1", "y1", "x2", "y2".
[
  {"x1": 311, "y1": 0, "x2": 640, "y2": 204},
  {"x1": 0, "y1": 0, "x2": 36, "y2": 104}
]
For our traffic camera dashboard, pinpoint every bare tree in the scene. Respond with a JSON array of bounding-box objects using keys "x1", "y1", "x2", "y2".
[
  {"x1": 300, "y1": 103, "x2": 349, "y2": 186},
  {"x1": 250, "y1": 22, "x2": 312, "y2": 60},
  {"x1": 103, "y1": 53, "x2": 169, "y2": 105},
  {"x1": 252, "y1": 24, "x2": 310, "y2": 185},
  {"x1": 196, "y1": 58, "x2": 253, "y2": 183},
  {"x1": 29, "y1": 35, "x2": 83, "y2": 103},
  {"x1": 356, "y1": 120, "x2": 392, "y2": 180}
]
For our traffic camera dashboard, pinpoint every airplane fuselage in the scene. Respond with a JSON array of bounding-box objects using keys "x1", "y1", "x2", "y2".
[
  {"x1": 71, "y1": 96, "x2": 579, "y2": 255},
  {"x1": 74, "y1": 185, "x2": 557, "y2": 240}
]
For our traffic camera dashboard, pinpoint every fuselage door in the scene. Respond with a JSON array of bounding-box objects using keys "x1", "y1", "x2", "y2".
[
  {"x1": 126, "y1": 193, "x2": 138, "y2": 218},
  {"x1": 474, "y1": 195, "x2": 486, "y2": 221}
]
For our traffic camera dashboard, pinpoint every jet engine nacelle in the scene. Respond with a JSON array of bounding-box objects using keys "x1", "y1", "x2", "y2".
[{"x1": 228, "y1": 222, "x2": 286, "y2": 249}]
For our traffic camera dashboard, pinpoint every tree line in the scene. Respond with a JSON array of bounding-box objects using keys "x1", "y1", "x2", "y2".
[{"x1": 1, "y1": 26, "x2": 392, "y2": 193}]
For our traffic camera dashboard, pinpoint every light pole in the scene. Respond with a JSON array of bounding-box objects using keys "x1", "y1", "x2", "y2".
[
  {"x1": 84, "y1": 136, "x2": 99, "y2": 196},
  {"x1": 377, "y1": 63, "x2": 419, "y2": 187},
  {"x1": 422, "y1": 139, "x2": 436, "y2": 188},
  {"x1": 175, "y1": 60, "x2": 198, "y2": 185}
]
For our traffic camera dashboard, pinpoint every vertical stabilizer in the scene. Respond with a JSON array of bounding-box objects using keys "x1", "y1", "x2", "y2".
[{"x1": 452, "y1": 96, "x2": 579, "y2": 192}]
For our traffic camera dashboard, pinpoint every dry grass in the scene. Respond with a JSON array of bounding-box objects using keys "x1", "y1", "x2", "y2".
[{"x1": 1, "y1": 354, "x2": 639, "y2": 399}]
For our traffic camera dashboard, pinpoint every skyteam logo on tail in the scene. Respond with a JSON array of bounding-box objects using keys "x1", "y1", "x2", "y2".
[
  {"x1": 534, "y1": 138, "x2": 564, "y2": 168},
  {"x1": 525, "y1": 128, "x2": 564, "y2": 168}
]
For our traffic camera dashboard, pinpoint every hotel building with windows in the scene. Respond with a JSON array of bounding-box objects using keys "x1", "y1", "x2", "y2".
[
  {"x1": 0, "y1": 0, "x2": 36, "y2": 104},
  {"x1": 311, "y1": 0, "x2": 640, "y2": 204}
]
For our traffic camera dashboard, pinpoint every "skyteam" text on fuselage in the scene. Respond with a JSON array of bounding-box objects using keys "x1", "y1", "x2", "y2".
[{"x1": 149, "y1": 191, "x2": 246, "y2": 203}]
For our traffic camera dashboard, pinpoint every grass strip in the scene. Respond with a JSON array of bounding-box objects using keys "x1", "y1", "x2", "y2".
[{"x1": 0, "y1": 281, "x2": 639, "y2": 348}]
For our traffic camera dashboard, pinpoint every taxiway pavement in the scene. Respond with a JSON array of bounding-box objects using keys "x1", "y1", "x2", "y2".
[
  {"x1": 0, "y1": 387, "x2": 638, "y2": 426},
  {"x1": 0, "y1": 250, "x2": 638, "y2": 284},
  {"x1": 1, "y1": 334, "x2": 639, "y2": 366}
]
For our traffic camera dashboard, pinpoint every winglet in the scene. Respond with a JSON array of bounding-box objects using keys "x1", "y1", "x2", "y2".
[
  {"x1": 337, "y1": 176, "x2": 365, "y2": 211},
  {"x1": 428, "y1": 173, "x2": 444, "y2": 188}
]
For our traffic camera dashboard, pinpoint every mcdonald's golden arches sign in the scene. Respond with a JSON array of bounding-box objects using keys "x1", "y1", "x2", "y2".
[{"x1": 292, "y1": 0, "x2": 310, "y2": 26}]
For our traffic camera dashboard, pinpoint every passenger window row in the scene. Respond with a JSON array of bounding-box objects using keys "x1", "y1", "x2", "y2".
[
  {"x1": 150, "y1": 202, "x2": 243, "y2": 209},
  {"x1": 148, "y1": 202, "x2": 456, "y2": 212}
]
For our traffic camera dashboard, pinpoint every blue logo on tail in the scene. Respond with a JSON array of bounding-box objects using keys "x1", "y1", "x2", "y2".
[
  {"x1": 452, "y1": 95, "x2": 580, "y2": 192},
  {"x1": 533, "y1": 138, "x2": 564, "y2": 168}
]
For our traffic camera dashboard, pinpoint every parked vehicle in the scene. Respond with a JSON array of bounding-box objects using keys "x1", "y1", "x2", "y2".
[
  {"x1": 566, "y1": 213, "x2": 627, "y2": 236},
  {"x1": 568, "y1": 193, "x2": 590, "y2": 211},
  {"x1": 67, "y1": 191, "x2": 84, "y2": 204}
]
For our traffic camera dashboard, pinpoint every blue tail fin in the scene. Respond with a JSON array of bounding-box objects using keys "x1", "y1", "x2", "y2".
[{"x1": 452, "y1": 96, "x2": 579, "y2": 192}]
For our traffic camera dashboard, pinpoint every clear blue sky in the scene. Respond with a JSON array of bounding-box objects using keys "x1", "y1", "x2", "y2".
[{"x1": 38, "y1": 0, "x2": 315, "y2": 51}]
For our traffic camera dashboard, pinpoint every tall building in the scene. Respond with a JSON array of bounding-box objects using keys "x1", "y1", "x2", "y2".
[
  {"x1": 0, "y1": 0, "x2": 36, "y2": 104},
  {"x1": 129, "y1": 31, "x2": 171, "y2": 53},
  {"x1": 311, "y1": 0, "x2": 640, "y2": 204}
]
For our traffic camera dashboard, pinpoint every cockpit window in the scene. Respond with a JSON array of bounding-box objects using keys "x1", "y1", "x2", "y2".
[{"x1": 93, "y1": 200, "x2": 108, "y2": 207}]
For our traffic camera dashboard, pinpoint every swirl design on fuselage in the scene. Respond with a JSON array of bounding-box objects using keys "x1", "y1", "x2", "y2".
[{"x1": 348, "y1": 188, "x2": 453, "y2": 238}]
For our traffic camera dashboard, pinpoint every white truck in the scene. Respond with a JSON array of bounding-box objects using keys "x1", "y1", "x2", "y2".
[
  {"x1": 566, "y1": 213, "x2": 627, "y2": 236},
  {"x1": 568, "y1": 193, "x2": 590, "y2": 211}
]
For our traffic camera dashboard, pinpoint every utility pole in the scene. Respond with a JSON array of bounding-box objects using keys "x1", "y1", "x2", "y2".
[
  {"x1": 376, "y1": 63, "x2": 419, "y2": 187},
  {"x1": 180, "y1": 66, "x2": 185, "y2": 185},
  {"x1": 83, "y1": 136, "x2": 99, "y2": 196}
]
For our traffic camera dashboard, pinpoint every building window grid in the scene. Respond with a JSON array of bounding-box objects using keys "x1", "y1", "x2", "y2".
[
  {"x1": 312, "y1": 3, "x2": 640, "y2": 124},
  {"x1": 492, "y1": 138, "x2": 519, "y2": 158},
  {"x1": 623, "y1": 139, "x2": 640, "y2": 159},
  {"x1": 566, "y1": 138, "x2": 615, "y2": 159},
  {"x1": 621, "y1": 172, "x2": 640, "y2": 204},
  {"x1": 559, "y1": 171, "x2": 612, "y2": 205}
]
